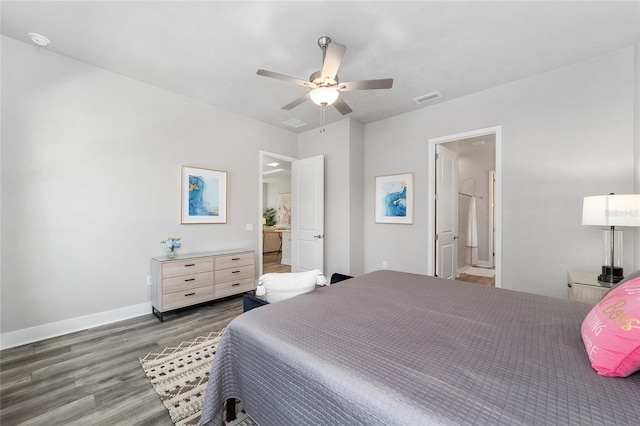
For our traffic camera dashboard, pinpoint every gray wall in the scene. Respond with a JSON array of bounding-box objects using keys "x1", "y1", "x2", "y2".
[
  {"x1": 298, "y1": 118, "x2": 364, "y2": 279},
  {"x1": 635, "y1": 35, "x2": 640, "y2": 268},
  {"x1": 0, "y1": 37, "x2": 297, "y2": 338},
  {"x1": 363, "y1": 48, "x2": 636, "y2": 299},
  {"x1": 349, "y1": 120, "x2": 365, "y2": 276}
]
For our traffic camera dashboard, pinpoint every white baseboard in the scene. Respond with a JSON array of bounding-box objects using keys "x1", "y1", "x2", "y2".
[
  {"x1": 0, "y1": 302, "x2": 152, "y2": 350},
  {"x1": 281, "y1": 258, "x2": 291, "y2": 266}
]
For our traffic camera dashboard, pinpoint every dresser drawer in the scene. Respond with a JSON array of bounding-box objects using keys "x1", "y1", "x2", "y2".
[
  {"x1": 162, "y1": 258, "x2": 213, "y2": 278},
  {"x1": 162, "y1": 284, "x2": 214, "y2": 311},
  {"x1": 215, "y1": 264, "x2": 254, "y2": 283},
  {"x1": 215, "y1": 252, "x2": 254, "y2": 270},
  {"x1": 215, "y1": 277, "x2": 255, "y2": 298},
  {"x1": 163, "y1": 271, "x2": 214, "y2": 294}
]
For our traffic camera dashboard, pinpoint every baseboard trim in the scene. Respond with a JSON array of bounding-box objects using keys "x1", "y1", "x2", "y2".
[{"x1": 0, "y1": 302, "x2": 152, "y2": 350}]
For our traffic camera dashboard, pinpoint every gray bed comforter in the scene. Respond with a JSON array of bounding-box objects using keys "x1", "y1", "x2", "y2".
[{"x1": 201, "y1": 270, "x2": 640, "y2": 425}]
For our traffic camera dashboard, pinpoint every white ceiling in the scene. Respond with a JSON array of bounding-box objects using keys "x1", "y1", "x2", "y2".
[{"x1": 2, "y1": 1, "x2": 638, "y2": 133}]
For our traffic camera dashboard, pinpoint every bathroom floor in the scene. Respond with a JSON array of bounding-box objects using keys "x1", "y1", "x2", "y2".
[{"x1": 457, "y1": 266, "x2": 495, "y2": 286}]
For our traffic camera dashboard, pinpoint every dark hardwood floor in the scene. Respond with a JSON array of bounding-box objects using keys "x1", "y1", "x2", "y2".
[{"x1": 0, "y1": 296, "x2": 244, "y2": 426}]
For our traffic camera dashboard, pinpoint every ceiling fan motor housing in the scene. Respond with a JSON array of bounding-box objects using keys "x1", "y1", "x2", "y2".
[{"x1": 310, "y1": 70, "x2": 338, "y2": 86}]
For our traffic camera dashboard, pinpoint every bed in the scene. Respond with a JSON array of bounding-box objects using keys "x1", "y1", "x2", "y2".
[{"x1": 200, "y1": 270, "x2": 640, "y2": 425}]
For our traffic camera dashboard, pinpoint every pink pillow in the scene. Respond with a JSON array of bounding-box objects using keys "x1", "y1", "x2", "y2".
[{"x1": 581, "y1": 277, "x2": 640, "y2": 377}]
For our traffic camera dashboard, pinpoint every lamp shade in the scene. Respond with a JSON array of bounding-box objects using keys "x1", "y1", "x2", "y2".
[
  {"x1": 309, "y1": 87, "x2": 339, "y2": 106},
  {"x1": 582, "y1": 194, "x2": 640, "y2": 227}
]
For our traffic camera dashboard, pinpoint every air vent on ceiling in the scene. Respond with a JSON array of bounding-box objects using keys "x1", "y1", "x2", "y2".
[
  {"x1": 282, "y1": 118, "x2": 307, "y2": 128},
  {"x1": 413, "y1": 91, "x2": 442, "y2": 104}
]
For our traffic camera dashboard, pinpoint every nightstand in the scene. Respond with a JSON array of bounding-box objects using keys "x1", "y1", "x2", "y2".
[{"x1": 567, "y1": 270, "x2": 610, "y2": 305}]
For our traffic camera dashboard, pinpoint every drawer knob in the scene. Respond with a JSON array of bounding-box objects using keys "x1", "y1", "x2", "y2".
[
  {"x1": 232, "y1": 258, "x2": 241, "y2": 261},
  {"x1": 232, "y1": 283, "x2": 240, "y2": 287},
  {"x1": 184, "y1": 292, "x2": 196, "y2": 297},
  {"x1": 232, "y1": 270, "x2": 240, "y2": 274},
  {"x1": 185, "y1": 278, "x2": 195, "y2": 282},
  {"x1": 184, "y1": 264, "x2": 195, "y2": 267}
]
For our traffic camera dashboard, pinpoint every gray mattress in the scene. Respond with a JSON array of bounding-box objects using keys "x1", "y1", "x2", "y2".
[{"x1": 201, "y1": 270, "x2": 640, "y2": 425}]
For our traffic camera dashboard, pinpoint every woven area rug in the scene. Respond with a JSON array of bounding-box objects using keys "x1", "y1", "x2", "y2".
[{"x1": 140, "y1": 330, "x2": 256, "y2": 426}]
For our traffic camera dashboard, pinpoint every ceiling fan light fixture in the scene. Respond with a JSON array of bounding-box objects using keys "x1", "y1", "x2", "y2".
[{"x1": 310, "y1": 87, "x2": 339, "y2": 106}]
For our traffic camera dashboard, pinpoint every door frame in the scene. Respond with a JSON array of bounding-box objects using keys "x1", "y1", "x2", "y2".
[
  {"x1": 427, "y1": 126, "x2": 502, "y2": 287},
  {"x1": 259, "y1": 150, "x2": 297, "y2": 276},
  {"x1": 488, "y1": 169, "x2": 496, "y2": 269}
]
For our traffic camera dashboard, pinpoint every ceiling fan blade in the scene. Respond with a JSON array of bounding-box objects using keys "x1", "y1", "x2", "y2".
[
  {"x1": 282, "y1": 93, "x2": 310, "y2": 110},
  {"x1": 321, "y1": 42, "x2": 346, "y2": 81},
  {"x1": 339, "y1": 78, "x2": 393, "y2": 91},
  {"x1": 332, "y1": 96, "x2": 352, "y2": 115},
  {"x1": 257, "y1": 69, "x2": 315, "y2": 88}
]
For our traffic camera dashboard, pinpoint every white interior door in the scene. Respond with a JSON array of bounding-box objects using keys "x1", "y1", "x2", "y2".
[
  {"x1": 291, "y1": 155, "x2": 324, "y2": 272},
  {"x1": 435, "y1": 145, "x2": 458, "y2": 279}
]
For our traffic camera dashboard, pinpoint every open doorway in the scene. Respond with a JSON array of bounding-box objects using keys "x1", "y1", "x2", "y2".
[
  {"x1": 455, "y1": 137, "x2": 496, "y2": 285},
  {"x1": 427, "y1": 126, "x2": 502, "y2": 288},
  {"x1": 260, "y1": 151, "x2": 296, "y2": 275}
]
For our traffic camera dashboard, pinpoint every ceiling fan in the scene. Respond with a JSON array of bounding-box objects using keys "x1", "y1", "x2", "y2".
[{"x1": 257, "y1": 36, "x2": 393, "y2": 116}]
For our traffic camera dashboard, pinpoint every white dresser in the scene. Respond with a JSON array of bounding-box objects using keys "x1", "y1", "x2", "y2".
[{"x1": 151, "y1": 249, "x2": 255, "y2": 321}]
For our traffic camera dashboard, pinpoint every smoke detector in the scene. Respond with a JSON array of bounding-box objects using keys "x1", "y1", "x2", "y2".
[{"x1": 28, "y1": 32, "x2": 50, "y2": 47}]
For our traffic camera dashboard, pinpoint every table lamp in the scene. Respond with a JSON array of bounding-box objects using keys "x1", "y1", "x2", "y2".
[{"x1": 582, "y1": 193, "x2": 640, "y2": 284}]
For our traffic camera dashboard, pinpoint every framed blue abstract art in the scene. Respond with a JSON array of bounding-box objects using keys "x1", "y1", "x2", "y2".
[
  {"x1": 374, "y1": 172, "x2": 414, "y2": 224},
  {"x1": 181, "y1": 166, "x2": 227, "y2": 224}
]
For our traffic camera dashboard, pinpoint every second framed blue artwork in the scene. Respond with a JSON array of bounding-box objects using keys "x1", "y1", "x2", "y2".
[{"x1": 374, "y1": 172, "x2": 414, "y2": 224}]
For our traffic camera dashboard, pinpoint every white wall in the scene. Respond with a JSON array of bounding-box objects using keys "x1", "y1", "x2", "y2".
[
  {"x1": 0, "y1": 37, "x2": 297, "y2": 346},
  {"x1": 364, "y1": 48, "x2": 635, "y2": 299}
]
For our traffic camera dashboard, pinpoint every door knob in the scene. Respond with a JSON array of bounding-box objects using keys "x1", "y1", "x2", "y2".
[{"x1": 313, "y1": 234, "x2": 323, "y2": 239}]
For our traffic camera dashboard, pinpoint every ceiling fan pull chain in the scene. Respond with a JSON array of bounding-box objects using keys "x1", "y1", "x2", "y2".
[{"x1": 320, "y1": 105, "x2": 326, "y2": 133}]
